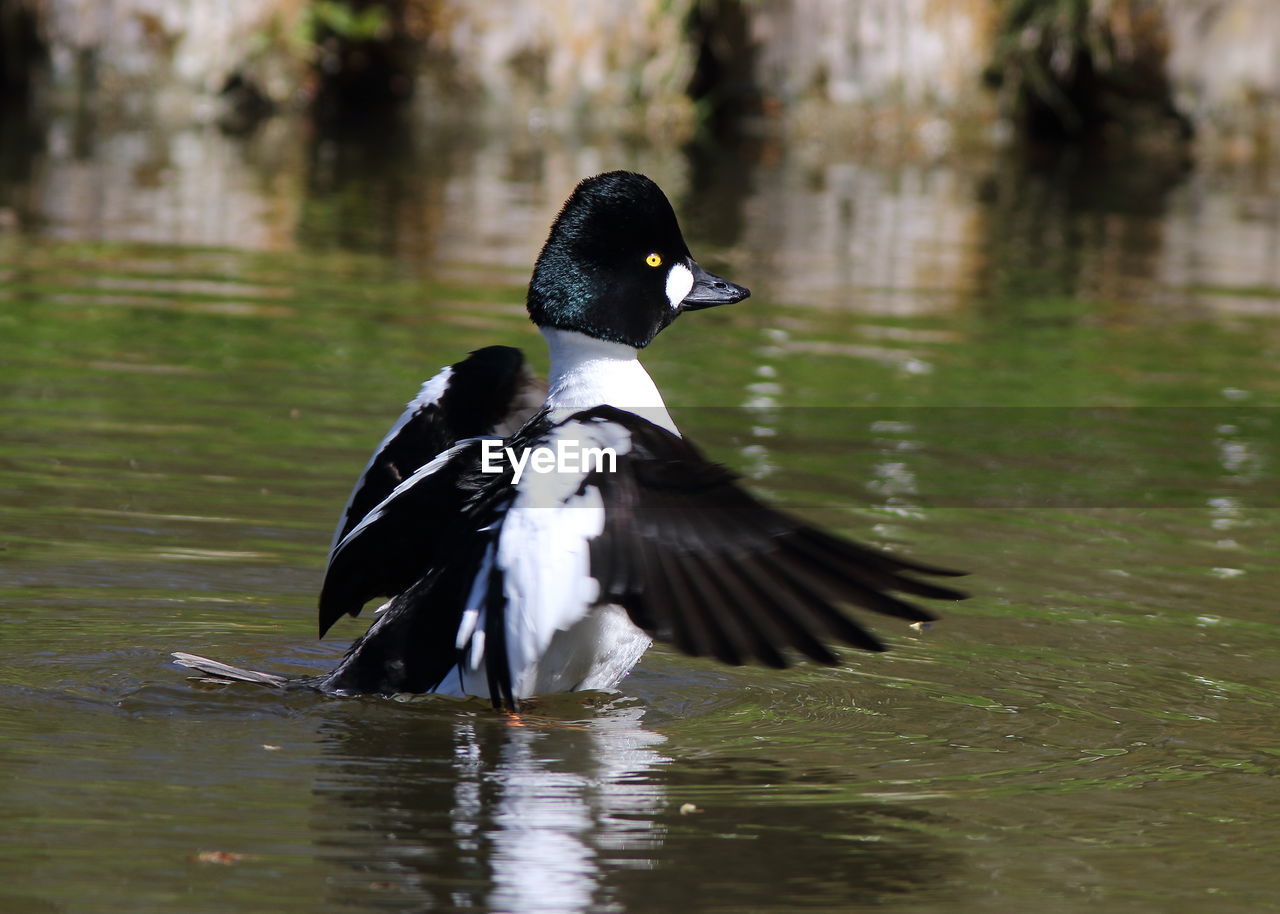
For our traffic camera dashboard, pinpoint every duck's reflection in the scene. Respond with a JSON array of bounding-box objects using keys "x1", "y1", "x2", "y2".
[
  {"x1": 313, "y1": 696, "x2": 667, "y2": 911},
  {"x1": 455, "y1": 704, "x2": 668, "y2": 912},
  {"x1": 312, "y1": 694, "x2": 957, "y2": 912}
]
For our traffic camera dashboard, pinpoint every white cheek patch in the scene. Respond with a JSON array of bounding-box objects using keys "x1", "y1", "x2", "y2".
[{"x1": 665, "y1": 262, "x2": 694, "y2": 311}]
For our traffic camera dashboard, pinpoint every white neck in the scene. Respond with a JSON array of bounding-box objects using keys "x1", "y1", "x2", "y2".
[{"x1": 540, "y1": 328, "x2": 679, "y2": 435}]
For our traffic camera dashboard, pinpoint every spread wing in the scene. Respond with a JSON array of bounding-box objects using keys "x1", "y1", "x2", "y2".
[
  {"x1": 318, "y1": 346, "x2": 543, "y2": 637},
  {"x1": 578, "y1": 406, "x2": 968, "y2": 667},
  {"x1": 317, "y1": 405, "x2": 967, "y2": 708}
]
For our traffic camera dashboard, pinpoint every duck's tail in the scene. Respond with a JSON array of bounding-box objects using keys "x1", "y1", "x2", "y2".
[{"x1": 171, "y1": 652, "x2": 287, "y2": 689}]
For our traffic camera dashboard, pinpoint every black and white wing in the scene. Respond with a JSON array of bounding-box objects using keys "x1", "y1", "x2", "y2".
[
  {"x1": 317, "y1": 405, "x2": 966, "y2": 708},
  {"x1": 318, "y1": 345, "x2": 543, "y2": 637},
  {"x1": 317, "y1": 409, "x2": 629, "y2": 703},
  {"x1": 327, "y1": 344, "x2": 543, "y2": 553},
  {"x1": 578, "y1": 406, "x2": 968, "y2": 667}
]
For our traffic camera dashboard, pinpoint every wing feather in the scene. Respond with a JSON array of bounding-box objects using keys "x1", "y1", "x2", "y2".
[
  {"x1": 318, "y1": 346, "x2": 542, "y2": 637},
  {"x1": 328, "y1": 345, "x2": 542, "y2": 553},
  {"x1": 319, "y1": 401, "x2": 967, "y2": 707},
  {"x1": 573, "y1": 406, "x2": 967, "y2": 667}
]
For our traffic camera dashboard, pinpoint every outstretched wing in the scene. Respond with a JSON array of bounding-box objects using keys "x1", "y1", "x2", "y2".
[
  {"x1": 328, "y1": 345, "x2": 543, "y2": 554},
  {"x1": 319, "y1": 346, "x2": 543, "y2": 637},
  {"x1": 577, "y1": 406, "x2": 968, "y2": 667},
  {"x1": 318, "y1": 406, "x2": 967, "y2": 708},
  {"x1": 319, "y1": 439, "x2": 488, "y2": 639},
  {"x1": 317, "y1": 410, "x2": 564, "y2": 702}
]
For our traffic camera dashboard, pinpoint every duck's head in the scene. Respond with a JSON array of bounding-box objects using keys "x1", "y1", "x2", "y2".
[{"x1": 527, "y1": 171, "x2": 750, "y2": 349}]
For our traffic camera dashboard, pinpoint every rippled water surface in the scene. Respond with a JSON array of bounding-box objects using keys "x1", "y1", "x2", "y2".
[{"x1": 1, "y1": 117, "x2": 1278, "y2": 913}]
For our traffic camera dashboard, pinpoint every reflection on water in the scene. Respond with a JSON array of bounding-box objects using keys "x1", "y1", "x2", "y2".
[
  {"x1": 316, "y1": 699, "x2": 667, "y2": 912},
  {"x1": 1, "y1": 107, "x2": 1279, "y2": 914},
  {"x1": 312, "y1": 695, "x2": 962, "y2": 912},
  {"x1": 5, "y1": 113, "x2": 1280, "y2": 328},
  {"x1": 18, "y1": 118, "x2": 301, "y2": 249}
]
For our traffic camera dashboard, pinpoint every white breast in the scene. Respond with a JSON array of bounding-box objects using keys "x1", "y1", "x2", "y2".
[
  {"x1": 438, "y1": 416, "x2": 655, "y2": 701},
  {"x1": 541, "y1": 328, "x2": 679, "y2": 435}
]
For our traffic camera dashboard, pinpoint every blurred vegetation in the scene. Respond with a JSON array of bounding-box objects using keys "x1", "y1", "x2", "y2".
[
  {"x1": 686, "y1": 0, "x2": 760, "y2": 129},
  {"x1": 310, "y1": 0, "x2": 391, "y2": 42},
  {"x1": 0, "y1": 0, "x2": 44, "y2": 107},
  {"x1": 985, "y1": 0, "x2": 1189, "y2": 142},
  {"x1": 0, "y1": 0, "x2": 1241, "y2": 153},
  {"x1": 304, "y1": 0, "x2": 415, "y2": 118}
]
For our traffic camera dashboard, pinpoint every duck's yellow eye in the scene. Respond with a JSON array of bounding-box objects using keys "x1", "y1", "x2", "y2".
[{"x1": 645, "y1": 252, "x2": 663, "y2": 268}]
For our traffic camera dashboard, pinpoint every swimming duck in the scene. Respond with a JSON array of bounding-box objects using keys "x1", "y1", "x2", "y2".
[{"x1": 175, "y1": 171, "x2": 965, "y2": 708}]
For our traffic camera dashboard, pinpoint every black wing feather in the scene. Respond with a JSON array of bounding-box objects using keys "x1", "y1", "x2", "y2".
[
  {"x1": 319, "y1": 346, "x2": 542, "y2": 637},
  {"x1": 320, "y1": 530, "x2": 497, "y2": 695},
  {"x1": 318, "y1": 440, "x2": 481, "y2": 638},
  {"x1": 317, "y1": 411, "x2": 557, "y2": 705},
  {"x1": 330, "y1": 345, "x2": 542, "y2": 551},
  {"x1": 578, "y1": 406, "x2": 967, "y2": 667}
]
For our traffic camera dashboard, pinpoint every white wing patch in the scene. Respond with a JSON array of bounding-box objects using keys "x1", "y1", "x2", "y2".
[
  {"x1": 665, "y1": 262, "x2": 694, "y2": 310},
  {"x1": 399, "y1": 368, "x2": 455, "y2": 435},
  {"x1": 328, "y1": 365, "x2": 454, "y2": 556},
  {"x1": 456, "y1": 541, "x2": 496, "y2": 658}
]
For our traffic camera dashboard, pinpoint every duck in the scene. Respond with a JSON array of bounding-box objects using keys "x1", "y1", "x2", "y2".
[{"x1": 174, "y1": 171, "x2": 966, "y2": 708}]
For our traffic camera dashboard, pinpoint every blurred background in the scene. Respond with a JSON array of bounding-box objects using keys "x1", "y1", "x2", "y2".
[
  {"x1": 2, "y1": 0, "x2": 1279, "y2": 257},
  {"x1": 2, "y1": 4, "x2": 1279, "y2": 914}
]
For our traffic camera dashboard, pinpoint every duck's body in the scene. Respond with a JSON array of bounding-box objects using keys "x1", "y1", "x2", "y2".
[
  {"x1": 175, "y1": 172, "x2": 965, "y2": 708},
  {"x1": 315, "y1": 340, "x2": 661, "y2": 704}
]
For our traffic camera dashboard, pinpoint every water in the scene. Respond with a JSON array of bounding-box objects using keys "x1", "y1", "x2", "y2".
[{"x1": 1, "y1": 114, "x2": 1278, "y2": 913}]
